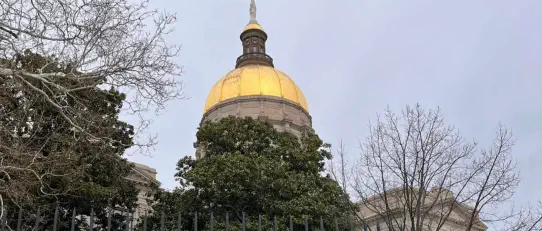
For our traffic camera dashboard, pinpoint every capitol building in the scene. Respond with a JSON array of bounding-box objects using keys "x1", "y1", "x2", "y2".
[
  {"x1": 196, "y1": 0, "x2": 313, "y2": 159},
  {"x1": 127, "y1": 1, "x2": 487, "y2": 230},
  {"x1": 126, "y1": 0, "x2": 314, "y2": 223},
  {"x1": 124, "y1": 0, "x2": 313, "y2": 223}
]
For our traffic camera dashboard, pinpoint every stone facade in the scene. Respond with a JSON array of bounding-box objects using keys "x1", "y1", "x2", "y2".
[
  {"x1": 124, "y1": 162, "x2": 159, "y2": 227},
  {"x1": 358, "y1": 187, "x2": 488, "y2": 231},
  {"x1": 197, "y1": 95, "x2": 313, "y2": 159}
]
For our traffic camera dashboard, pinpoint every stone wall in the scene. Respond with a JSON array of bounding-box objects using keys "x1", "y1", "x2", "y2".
[
  {"x1": 197, "y1": 95, "x2": 313, "y2": 159},
  {"x1": 125, "y1": 162, "x2": 158, "y2": 228}
]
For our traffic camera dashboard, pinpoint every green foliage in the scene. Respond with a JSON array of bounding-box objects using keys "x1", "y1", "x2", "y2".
[
  {"x1": 0, "y1": 50, "x2": 138, "y2": 230},
  {"x1": 142, "y1": 117, "x2": 352, "y2": 230}
]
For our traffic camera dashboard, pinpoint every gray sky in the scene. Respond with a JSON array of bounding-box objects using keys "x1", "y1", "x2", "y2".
[{"x1": 125, "y1": 0, "x2": 542, "y2": 227}]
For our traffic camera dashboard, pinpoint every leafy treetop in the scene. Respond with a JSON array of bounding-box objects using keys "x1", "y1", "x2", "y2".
[{"x1": 143, "y1": 117, "x2": 352, "y2": 231}]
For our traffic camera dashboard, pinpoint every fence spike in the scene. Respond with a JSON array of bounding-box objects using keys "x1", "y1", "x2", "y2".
[
  {"x1": 364, "y1": 223, "x2": 368, "y2": 231},
  {"x1": 349, "y1": 218, "x2": 353, "y2": 231},
  {"x1": 131, "y1": 212, "x2": 135, "y2": 231},
  {"x1": 376, "y1": 222, "x2": 381, "y2": 231},
  {"x1": 258, "y1": 214, "x2": 262, "y2": 231},
  {"x1": 34, "y1": 207, "x2": 40, "y2": 230},
  {"x1": 274, "y1": 216, "x2": 277, "y2": 231},
  {"x1": 1, "y1": 208, "x2": 6, "y2": 231},
  {"x1": 177, "y1": 212, "x2": 182, "y2": 231},
  {"x1": 242, "y1": 212, "x2": 246, "y2": 231},
  {"x1": 160, "y1": 211, "x2": 165, "y2": 231},
  {"x1": 305, "y1": 217, "x2": 308, "y2": 231},
  {"x1": 124, "y1": 212, "x2": 130, "y2": 231},
  {"x1": 107, "y1": 207, "x2": 112, "y2": 231},
  {"x1": 290, "y1": 216, "x2": 293, "y2": 231},
  {"x1": 70, "y1": 208, "x2": 76, "y2": 231},
  {"x1": 53, "y1": 206, "x2": 59, "y2": 231},
  {"x1": 143, "y1": 210, "x2": 148, "y2": 231},
  {"x1": 320, "y1": 216, "x2": 324, "y2": 231},
  {"x1": 334, "y1": 218, "x2": 338, "y2": 231},
  {"x1": 226, "y1": 212, "x2": 229, "y2": 231},
  {"x1": 194, "y1": 212, "x2": 198, "y2": 231},
  {"x1": 211, "y1": 213, "x2": 214, "y2": 231},
  {"x1": 16, "y1": 207, "x2": 22, "y2": 231},
  {"x1": 89, "y1": 207, "x2": 94, "y2": 231}
]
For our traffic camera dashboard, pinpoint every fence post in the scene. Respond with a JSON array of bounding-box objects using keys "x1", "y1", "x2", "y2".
[
  {"x1": 107, "y1": 207, "x2": 112, "y2": 231},
  {"x1": 320, "y1": 216, "x2": 324, "y2": 231},
  {"x1": 89, "y1": 207, "x2": 94, "y2": 231},
  {"x1": 160, "y1": 211, "x2": 165, "y2": 231},
  {"x1": 194, "y1": 212, "x2": 198, "y2": 231},
  {"x1": 226, "y1": 212, "x2": 229, "y2": 231},
  {"x1": 242, "y1": 212, "x2": 246, "y2": 231},
  {"x1": 1, "y1": 208, "x2": 6, "y2": 231},
  {"x1": 52, "y1": 206, "x2": 59, "y2": 231},
  {"x1": 70, "y1": 208, "x2": 76, "y2": 231},
  {"x1": 16, "y1": 207, "x2": 22, "y2": 231},
  {"x1": 289, "y1": 216, "x2": 293, "y2": 231},
  {"x1": 177, "y1": 212, "x2": 182, "y2": 231},
  {"x1": 33, "y1": 207, "x2": 40, "y2": 230},
  {"x1": 334, "y1": 218, "x2": 338, "y2": 231},
  {"x1": 262, "y1": 215, "x2": 266, "y2": 231},
  {"x1": 211, "y1": 213, "x2": 214, "y2": 231},
  {"x1": 274, "y1": 216, "x2": 277, "y2": 231},
  {"x1": 124, "y1": 212, "x2": 130, "y2": 231},
  {"x1": 143, "y1": 211, "x2": 148, "y2": 231},
  {"x1": 304, "y1": 217, "x2": 308, "y2": 231}
]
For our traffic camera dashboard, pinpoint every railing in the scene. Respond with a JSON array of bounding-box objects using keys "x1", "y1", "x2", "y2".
[
  {"x1": 0, "y1": 207, "x2": 373, "y2": 231},
  {"x1": 236, "y1": 53, "x2": 274, "y2": 66}
]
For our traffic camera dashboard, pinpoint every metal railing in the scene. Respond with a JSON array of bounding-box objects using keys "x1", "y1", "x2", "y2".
[
  {"x1": 0, "y1": 207, "x2": 383, "y2": 231},
  {"x1": 236, "y1": 53, "x2": 274, "y2": 66}
]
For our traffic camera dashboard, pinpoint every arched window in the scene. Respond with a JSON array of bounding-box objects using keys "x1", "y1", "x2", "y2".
[{"x1": 244, "y1": 39, "x2": 250, "y2": 53}]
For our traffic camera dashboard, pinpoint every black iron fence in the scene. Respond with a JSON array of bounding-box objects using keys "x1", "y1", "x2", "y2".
[{"x1": 0, "y1": 207, "x2": 398, "y2": 231}]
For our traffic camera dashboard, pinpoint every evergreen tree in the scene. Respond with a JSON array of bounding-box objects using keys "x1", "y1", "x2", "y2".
[
  {"x1": 0, "y1": 50, "x2": 138, "y2": 230},
  {"x1": 142, "y1": 117, "x2": 352, "y2": 230}
]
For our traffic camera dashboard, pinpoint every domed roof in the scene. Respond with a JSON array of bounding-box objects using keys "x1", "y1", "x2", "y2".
[
  {"x1": 204, "y1": 65, "x2": 308, "y2": 113},
  {"x1": 243, "y1": 23, "x2": 264, "y2": 32}
]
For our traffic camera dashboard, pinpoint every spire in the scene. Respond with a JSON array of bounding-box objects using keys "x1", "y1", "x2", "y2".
[
  {"x1": 236, "y1": 0, "x2": 273, "y2": 68},
  {"x1": 249, "y1": 0, "x2": 258, "y2": 23}
]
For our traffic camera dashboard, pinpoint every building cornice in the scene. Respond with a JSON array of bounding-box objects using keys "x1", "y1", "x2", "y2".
[{"x1": 201, "y1": 95, "x2": 312, "y2": 126}]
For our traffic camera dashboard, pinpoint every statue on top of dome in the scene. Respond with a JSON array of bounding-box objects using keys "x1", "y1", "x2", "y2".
[{"x1": 249, "y1": 0, "x2": 258, "y2": 23}]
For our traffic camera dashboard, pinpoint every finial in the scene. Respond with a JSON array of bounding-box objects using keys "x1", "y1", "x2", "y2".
[{"x1": 249, "y1": 0, "x2": 258, "y2": 23}]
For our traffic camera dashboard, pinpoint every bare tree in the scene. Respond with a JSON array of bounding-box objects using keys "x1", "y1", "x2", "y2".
[
  {"x1": 0, "y1": 0, "x2": 183, "y2": 219},
  {"x1": 329, "y1": 140, "x2": 348, "y2": 193},
  {"x1": 507, "y1": 204, "x2": 542, "y2": 231},
  {"x1": 344, "y1": 104, "x2": 536, "y2": 231}
]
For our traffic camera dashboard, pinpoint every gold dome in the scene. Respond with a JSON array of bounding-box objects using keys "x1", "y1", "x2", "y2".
[
  {"x1": 243, "y1": 23, "x2": 264, "y2": 32},
  {"x1": 204, "y1": 65, "x2": 308, "y2": 113}
]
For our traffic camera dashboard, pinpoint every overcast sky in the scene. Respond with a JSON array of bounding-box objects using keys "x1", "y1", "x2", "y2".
[{"x1": 124, "y1": 0, "x2": 542, "y2": 228}]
